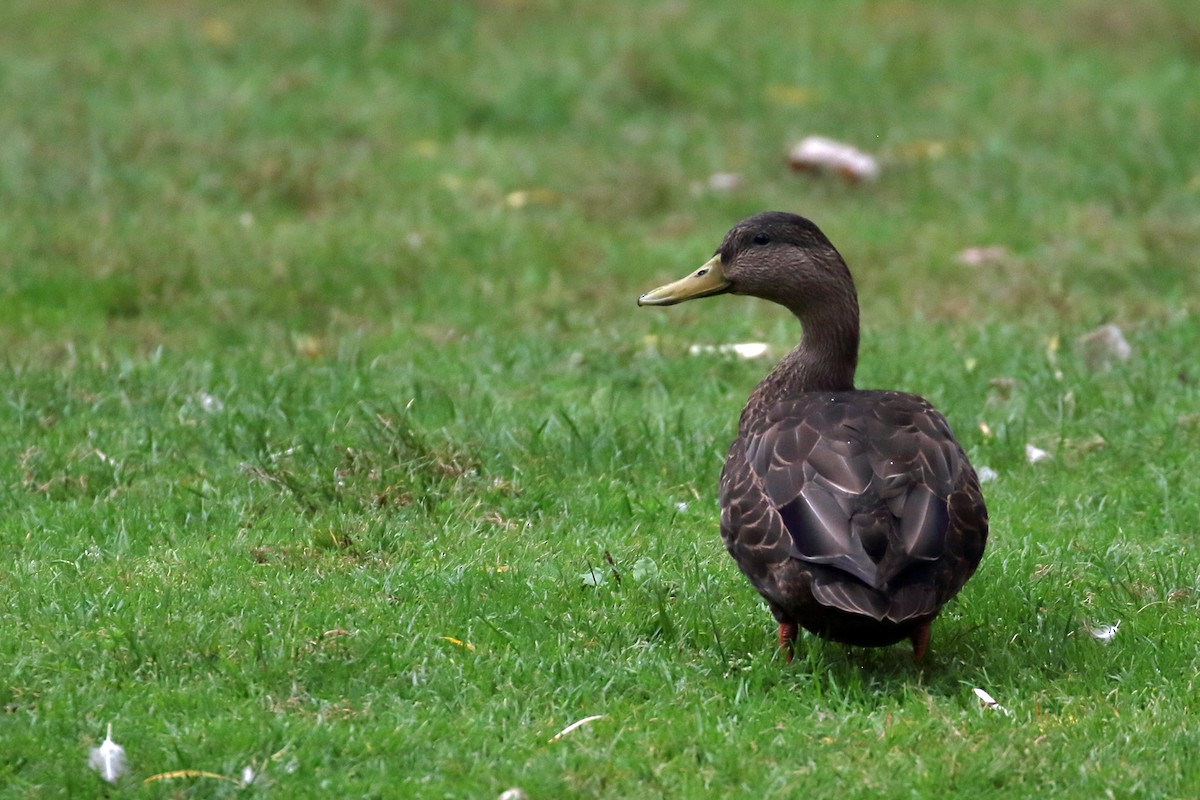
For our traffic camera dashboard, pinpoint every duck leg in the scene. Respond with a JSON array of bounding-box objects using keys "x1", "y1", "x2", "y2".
[
  {"x1": 778, "y1": 622, "x2": 798, "y2": 663},
  {"x1": 910, "y1": 622, "x2": 931, "y2": 663}
]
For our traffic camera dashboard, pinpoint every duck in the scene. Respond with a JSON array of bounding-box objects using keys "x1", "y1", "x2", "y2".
[{"x1": 638, "y1": 211, "x2": 988, "y2": 661}]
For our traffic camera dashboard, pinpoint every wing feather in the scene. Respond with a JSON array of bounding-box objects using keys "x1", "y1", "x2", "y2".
[{"x1": 725, "y1": 390, "x2": 980, "y2": 621}]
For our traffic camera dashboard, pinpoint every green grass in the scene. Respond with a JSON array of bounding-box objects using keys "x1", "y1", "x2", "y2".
[{"x1": 3, "y1": 0, "x2": 1200, "y2": 796}]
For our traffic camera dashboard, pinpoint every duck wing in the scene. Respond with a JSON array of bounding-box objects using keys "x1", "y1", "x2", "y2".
[{"x1": 720, "y1": 390, "x2": 987, "y2": 624}]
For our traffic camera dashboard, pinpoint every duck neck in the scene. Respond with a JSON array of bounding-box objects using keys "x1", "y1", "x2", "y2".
[{"x1": 745, "y1": 303, "x2": 860, "y2": 420}]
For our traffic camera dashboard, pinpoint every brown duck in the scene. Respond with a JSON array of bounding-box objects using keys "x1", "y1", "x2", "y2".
[{"x1": 639, "y1": 212, "x2": 988, "y2": 661}]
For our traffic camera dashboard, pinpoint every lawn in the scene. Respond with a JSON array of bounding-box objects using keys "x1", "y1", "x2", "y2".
[{"x1": 3, "y1": 1, "x2": 1200, "y2": 797}]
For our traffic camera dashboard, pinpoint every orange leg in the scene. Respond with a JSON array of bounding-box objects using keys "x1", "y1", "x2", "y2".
[
  {"x1": 778, "y1": 622, "x2": 798, "y2": 663},
  {"x1": 910, "y1": 622, "x2": 931, "y2": 663}
]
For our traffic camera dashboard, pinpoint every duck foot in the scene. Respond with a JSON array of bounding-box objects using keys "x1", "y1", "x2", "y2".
[
  {"x1": 778, "y1": 622, "x2": 798, "y2": 663},
  {"x1": 910, "y1": 622, "x2": 931, "y2": 663}
]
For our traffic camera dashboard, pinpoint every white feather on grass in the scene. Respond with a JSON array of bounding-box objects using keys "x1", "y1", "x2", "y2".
[
  {"x1": 688, "y1": 342, "x2": 771, "y2": 359},
  {"x1": 1087, "y1": 620, "x2": 1120, "y2": 643},
  {"x1": 1025, "y1": 443, "x2": 1051, "y2": 464},
  {"x1": 973, "y1": 687, "x2": 1013, "y2": 717},
  {"x1": 548, "y1": 714, "x2": 604, "y2": 743},
  {"x1": 88, "y1": 723, "x2": 127, "y2": 784}
]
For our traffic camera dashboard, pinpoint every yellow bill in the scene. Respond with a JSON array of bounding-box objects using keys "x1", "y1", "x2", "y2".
[{"x1": 638, "y1": 255, "x2": 730, "y2": 306}]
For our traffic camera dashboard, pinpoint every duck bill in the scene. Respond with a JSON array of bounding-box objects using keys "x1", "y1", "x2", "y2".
[{"x1": 637, "y1": 255, "x2": 730, "y2": 306}]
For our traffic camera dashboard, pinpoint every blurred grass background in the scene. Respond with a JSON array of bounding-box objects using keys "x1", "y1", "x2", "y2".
[
  {"x1": 4, "y1": 0, "x2": 1198, "y2": 346},
  {"x1": 2, "y1": 1, "x2": 1199, "y2": 797}
]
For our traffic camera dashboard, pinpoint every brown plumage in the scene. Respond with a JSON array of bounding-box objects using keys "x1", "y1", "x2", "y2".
[{"x1": 639, "y1": 212, "x2": 988, "y2": 661}]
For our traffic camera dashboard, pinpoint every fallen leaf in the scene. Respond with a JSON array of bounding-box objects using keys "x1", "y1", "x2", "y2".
[
  {"x1": 764, "y1": 84, "x2": 815, "y2": 106},
  {"x1": 413, "y1": 139, "x2": 439, "y2": 158},
  {"x1": 441, "y1": 636, "x2": 475, "y2": 651},
  {"x1": 505, "y1": 188, "x2": 558, "y2": 208},
  {"x1": 956, "y1": 246, "x2": 1008, "y2": 267},
  {"x1": 293, "y1": 334, "x2": 323, "y2": 359},
  {"x1": 1045, "y1": 335, "x2": 1060, "y2": 364},
  {"x1": 143, "y1": 770, "x2": 239, "y2": 785},
  {"x1": 707, "y1": 172, "x2": 744, "y2": 192},
  {"x1": 787, "y1": 136, "x2": 879, "y2": 182},
  {"x1": 1062, "y1": 434, "x2": 1106, "y2": 463},
  {"x1": 987, "y1": 377, "x2": 1018, "y2": 399},
  {"x1": 894, "y1": 139, "x2": 950, "y2": 161},
  {"x1": 1078, "y1": 323, "x2": 1132, "y2": 371},
  {"x1": 200, "y1": 18, "x2": 234, "y2": 46}
]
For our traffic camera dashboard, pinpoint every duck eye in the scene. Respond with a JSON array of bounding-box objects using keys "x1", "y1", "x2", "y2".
[{"x1": 752, "y1": 233, "x2": 770, "y2": 245}]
